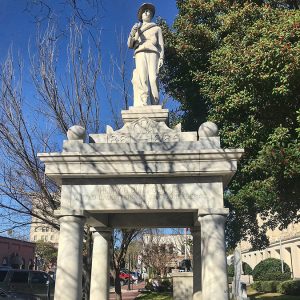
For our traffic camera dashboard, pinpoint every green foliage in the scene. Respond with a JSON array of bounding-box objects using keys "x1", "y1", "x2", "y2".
[
  {"x1": 137, "y1": 292, "x2": 172, "y2": 300},
  {"x1": 262, "y1": 281, "x2": 281, "y2": 293},
  {"x1": 35, "y1": 241, "x2": 57, "y2": 269},
  {"x1": 228, "y1": 264, "x2": 235, "y2": 277},
  {"x1": 243, "y1": 262, "x2": 253, "y2": 275},
  {"x1": 277, "y1": 280, "x2": 300, "y2": 295},
  {"x1": 253, "y1": 258, "x2": 291, "y2": 281},
  {"x1": 251, "y1": 280, "x2": 281, "y2": 292},
  {"x1": 251, "y1": 281, "x2": 262, "y2": 291},
  {"x1": 162, "y1": 0, "x2": 300, "y2": 248}
]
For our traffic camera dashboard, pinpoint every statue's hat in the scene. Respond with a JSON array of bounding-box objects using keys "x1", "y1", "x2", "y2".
[{"x1": 138, "y1": 3, "x2": 155, "y2": 21}]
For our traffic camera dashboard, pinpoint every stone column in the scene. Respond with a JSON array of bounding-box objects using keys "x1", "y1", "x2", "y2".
[
  {"x1": 90, "y1": 228, "x2": 112, "y2": 300},
  {"x1": 54, "y1": 215, "x2": 86, "y2": 300},
  {"x1": 191, "y1": 226, "x2": 202, "y2": 300},
  {"x1": 200, "y1": 214, "x2": 228, "y2": 300}
]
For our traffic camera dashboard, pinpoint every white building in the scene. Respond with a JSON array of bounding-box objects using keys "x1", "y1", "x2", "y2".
[
  {"x1": 241, "y1": 220, "x2": 300, "y2": 279},
  {"x1": 29, "y1": 197, "x2": 60, "y2": 245}
]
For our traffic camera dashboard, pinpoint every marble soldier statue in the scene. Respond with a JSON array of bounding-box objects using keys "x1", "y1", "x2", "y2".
[{"x1": 127, "y1": 3, "x2": 164, "y2": 106}]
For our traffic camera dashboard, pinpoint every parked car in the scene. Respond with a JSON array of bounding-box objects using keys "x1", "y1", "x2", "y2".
[
  {"x1": 119, "y1": 271, "x2": 133, "y2": 285},
  {"x1": 130, "y1": 272, "x2": 139, "y2": 283},
  {"x1": 0, "y1": 287, "x2": 41, "y2": 299},
  {"x1": 0, "y1": 269, "x2": 54, "y2": 300}
]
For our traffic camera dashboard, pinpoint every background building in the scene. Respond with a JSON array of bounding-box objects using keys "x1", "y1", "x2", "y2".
[
  {"x1": 142, "y1": 232, "x2": 193, "y2": 274},
  {"x1": 30, "y1": 218, "x2": 59, "y2": 245},
  {"x1": 0, "y1": 236, "x2": 35, "y2": 269},
  {"x1": 241, "y1": 220, "x2": 300, "y2": 279},
  {"x1": 29, "y1": 197, "x2": 60, "y2": 245}
]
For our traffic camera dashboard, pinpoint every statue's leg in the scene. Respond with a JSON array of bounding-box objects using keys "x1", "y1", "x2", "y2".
[
  {"x1": 147, "y1": 52, "x2": 159, "y2": 105},
  {"x1": 135, "y1": 52, "x2": 149, "y2": 105},
  {"x1": 132, "y1": 69, "x2": 142, "y2": 107}
]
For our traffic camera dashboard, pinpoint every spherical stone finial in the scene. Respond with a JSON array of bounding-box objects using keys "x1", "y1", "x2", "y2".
[
  {"x1": 198, "y1": 121, "x2": 219, "y2": 137},
  {"x1": 67, "y1": 125, "x2": 86, "y2": 141}
]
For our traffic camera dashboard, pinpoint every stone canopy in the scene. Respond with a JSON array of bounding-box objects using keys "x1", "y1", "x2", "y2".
[
  {"x1": 39, "y1": 106, "x2": 243, "y2": 228},
  {"x1": 38, "y1": 105, "x2": 243, "y2": 300}
]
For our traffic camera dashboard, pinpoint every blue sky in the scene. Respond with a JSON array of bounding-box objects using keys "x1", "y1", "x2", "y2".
[
  {"x1": 0, "y1": 0, "x2": 179, "y2": 128},
  {"x1": 0, "y1": 1, "x2": 180, "y2": 238}
]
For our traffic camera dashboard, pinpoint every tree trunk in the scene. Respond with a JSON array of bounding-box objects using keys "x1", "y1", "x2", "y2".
[{"x1": 114, "y1": 269, "x2": 122, "y2": 300}]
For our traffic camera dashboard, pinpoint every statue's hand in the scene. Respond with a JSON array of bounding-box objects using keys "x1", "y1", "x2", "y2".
[
  {"x1": 130, "y1": 23, "x2": 140, "y2": 37},
  {"x1": 158, "y1": 58, "x2": 164, "y2": 72}
]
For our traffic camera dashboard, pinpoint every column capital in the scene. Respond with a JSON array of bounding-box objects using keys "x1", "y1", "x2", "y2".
[
  {"x1": 198, "y1": 214, "x2": 227, "y2": 227},
  {"x1": 197, "y1": 208, "x2": 229, "y2": 217},
  {"x1": 91, "y1": 227, "x2": 112, "y2": 240},
  {"x1": 58, "y1": 215, "x2": 86, "y2": 225},
  {"x1": 54, "y1": 209, "x2": 86, "y2": 217}
]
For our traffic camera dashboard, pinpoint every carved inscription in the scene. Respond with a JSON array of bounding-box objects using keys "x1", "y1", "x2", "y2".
[
  {"x1": 107, "y1": 133, "x2": 180, "y2": 143},
  {"x1": 73, "y1": 183, "x2": 208, "y2": 209},
  {"x1": 106, "y1": 117, "x2": 181, "y2": 143}
]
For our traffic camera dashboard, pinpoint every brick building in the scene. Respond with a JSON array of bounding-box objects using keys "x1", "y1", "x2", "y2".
[{"x1": 0, "y1": 236, "x2": 35, "y2": 269}]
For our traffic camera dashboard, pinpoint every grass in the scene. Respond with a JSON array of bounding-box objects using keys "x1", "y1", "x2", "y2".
[
  {"x1": 135, "y1": 292, "x2": 172, "y2": 300},
  {"x1": 247, "y1": 287, "x2": 300, "y2": 300}
]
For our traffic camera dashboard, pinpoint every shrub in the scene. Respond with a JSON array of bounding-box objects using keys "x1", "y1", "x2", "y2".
[
  {"x1": 251, "y1": 281, "x2": 281, "y2": 292},
  {"x1": 252, "y1": 258, "x2": 291, "y2": 281},
  {"x1": 260, "y1": 281, "x2": 281, "y2": 292},
  {"x1": 242, "y1": 262, "x2": 253, "y2": 275},
  {"x1": 160, "y1": 279, "x2": 172, "y2": 291},
  {"x1": 277, "y1": 280, "x2": 300, "y2": 295},
  {"x1": 228, "y1": 264, "x2": 234, "y2": 277},
  {"x1": 251, "y1": 281, "x2": 262, "y2": 291}
]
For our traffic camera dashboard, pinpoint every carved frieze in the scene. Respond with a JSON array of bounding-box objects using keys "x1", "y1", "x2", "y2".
[{"x1": 107, "y1": 117, "x2": 182, "y2": 143}]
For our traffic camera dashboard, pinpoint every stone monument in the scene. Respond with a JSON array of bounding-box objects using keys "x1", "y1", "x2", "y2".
[{"x1": 38, "y1": 4, "x2": 244, "y2": 300}]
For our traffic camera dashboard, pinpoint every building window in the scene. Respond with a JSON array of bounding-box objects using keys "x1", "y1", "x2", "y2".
[
  {"x1": 33, "y1": 235, "x2": 37, "y2": 241},
  {"x1": 45, "y1": 236, "x2": 48, "y2": 242},
  {"x1": 50, "y1": 235, "x2": 53, "y2": 241},
  {"x1": 42, "y1": 227, "x2": 46, "y2": 232},
  {"x1": 34, "y1": 227, "x2": 39, "y2": 232},
  {"x1": 41, "y1": 235, "x2": 44, "y2": 241}
]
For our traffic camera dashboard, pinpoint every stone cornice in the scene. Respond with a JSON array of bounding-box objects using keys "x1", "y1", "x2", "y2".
[{"x1": 38, "y1": 148, "x2": 244, "y2": 185}]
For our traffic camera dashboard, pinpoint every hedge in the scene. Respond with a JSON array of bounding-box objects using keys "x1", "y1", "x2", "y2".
[
  {"x1": 277, "y1": 280, "x2": 300, "y2": 295},
  {"x1": 252, "y1": 258, "x2": 291, "y2": 281},
  {"x1": 251, "y1": 281, "x2": 281, "y2": 293}
]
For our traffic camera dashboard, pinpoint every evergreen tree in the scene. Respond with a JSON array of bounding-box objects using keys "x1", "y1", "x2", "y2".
[{"x1": 161, "y1": 0, "x2": 300, "y2": 248}]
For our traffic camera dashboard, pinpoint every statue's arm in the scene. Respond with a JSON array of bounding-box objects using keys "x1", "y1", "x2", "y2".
[
  {"x1": 127, "y1": 24, "x2": 140, "y2": 49},
  {"x1": 158, "y1": 27, "x2": 164, "y2": 70}
]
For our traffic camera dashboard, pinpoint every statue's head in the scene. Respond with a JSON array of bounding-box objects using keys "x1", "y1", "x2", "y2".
[{"x1": 138, "y1": 3, "x2": 155, "y2": 22}]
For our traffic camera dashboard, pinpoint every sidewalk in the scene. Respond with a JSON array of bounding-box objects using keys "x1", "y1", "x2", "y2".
[{"x1": 109, "y1": 281, "x2": 145, "y2": 300}]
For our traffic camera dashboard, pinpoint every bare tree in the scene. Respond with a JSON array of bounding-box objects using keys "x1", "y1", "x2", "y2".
[
  {"x1": 0, "y1": 16, "x2": 102, "y2": 299},
  {"x1": 25, "y1": 0, "x2": 103, "y2": 27},
  {"x1": 111, "y1": 229, "x2": 142, "y2": 300},
  {"x1": 0, "y1": 12, "x2": 142, "y2": 299},
  {"x1": 142, "y1": 229, "x2": 178, "y2": 277}
]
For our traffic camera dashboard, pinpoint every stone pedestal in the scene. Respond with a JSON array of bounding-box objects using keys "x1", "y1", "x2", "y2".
[
  {"x1": 121, "y1": 105, "x2": 169, "y2": 124},
  {"x1": 54, "y1": 215, "x2": 85, "y2": 300},
  {"x1": 90, "y1": 228, "x2": 112, "y2": 300},
  {"x1": 172, "y1": 272, "x2": 193, "y2": 300},
  {"x1": 200, "y1": 214, "x2": 228, "y2": 300}
]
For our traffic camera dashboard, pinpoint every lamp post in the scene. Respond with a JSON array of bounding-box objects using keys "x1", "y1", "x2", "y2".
[{"x1": 280, "y1": 236, "x2": 284, "y2": 273}]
